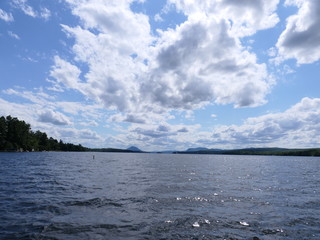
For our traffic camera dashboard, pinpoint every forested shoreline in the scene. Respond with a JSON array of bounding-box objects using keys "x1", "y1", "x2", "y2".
[{"x1": 0, "y1": 116, "x2": 87, "y2": 152}]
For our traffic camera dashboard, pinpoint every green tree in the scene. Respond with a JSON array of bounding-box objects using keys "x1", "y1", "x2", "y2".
[
  {"x1": 0, "y1": 116, "x2": 7, "y2": 150},
  {"x1": 0, "y1": 115, "x2": 88, "y2": 152}
]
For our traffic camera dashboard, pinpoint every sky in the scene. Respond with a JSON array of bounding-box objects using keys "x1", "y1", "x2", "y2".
[{"x1": 1, "y1": 0, "x2": 320, "y2": 151}]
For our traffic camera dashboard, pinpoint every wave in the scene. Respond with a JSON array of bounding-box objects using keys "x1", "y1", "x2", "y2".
[{"x1": 64, "y1": 197, "x2": 123, "y2": 208}]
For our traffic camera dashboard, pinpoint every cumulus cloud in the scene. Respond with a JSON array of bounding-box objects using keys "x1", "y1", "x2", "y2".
[
  {"x1": 58, "y1": 18, "x2": 150, "y2": 111},
  {"x1": 133, "y1": 127, "x2": 175, "y2": 138},
  {"x1": 168, "y1": 0, "x2": 280, "y2": 36},
  {"x1": 38, "y1": 109, "x2": 72, "y2": 126},
  {"x1": 103, "y1": 97, "x2": 320, "y2": 150},
  {"x1": 50, "y1": 56, "x2": 84, "y2": 91},
  {"x1": 0, "y1": 9, "x2": 14, "y2": 22},
  {"x1": 142, "y1": 17, "x2": 271, "y2": 109},
  {"x1": 276, "y1": 0, "x2": 320, "y2": 64},
  {"x1": 48, "y1": 0, "x2": 274, "y2": 119},
  {"x1": 57, "y1": 128, "x2": 103, "y2": 146},
  {"x1": 106, "y1": 122, "x2": 202, "y2": 151},
  {"x1": 208, "y1": 97, "x2": 320, "y2": 148},
  {"x1": 0, "y1": 91, "x2": 105, "y2": 147},
  {"x1": 78, "y1": 129, "x2": 101, "y2": 139},
  {"x1": 109, "y1": 113, "x2": 146, "y2": 124}
]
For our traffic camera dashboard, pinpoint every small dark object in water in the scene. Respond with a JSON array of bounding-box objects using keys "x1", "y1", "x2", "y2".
[{"x1": 93, "y1": 155, "x2": 95, "y2": 159}]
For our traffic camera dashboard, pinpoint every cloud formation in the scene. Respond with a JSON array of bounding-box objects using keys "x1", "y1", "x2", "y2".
[
  {"x1": 0, "y1": 9, "x2": 14, "y2": 22},
  {"x1": 0, "y1": 88, "x2": 105, "y2": 147},
  {"x1": 12, "y1": 0, "x2": 37, "y2": 17},
  {"x1": 168, "y1": 0, "x2": 280, "y2": 36},
  {"x1": 209, "y1": 97, "x2": 320, "y2": 148},
  {"x1": 142, "y1": 17, "x2": 271, "y2": 109},
  {"x1": 8, "y1": 31, "x2": 20, "y2": 40},
  {"x1": 106, "y1": 97, "x2": 320, "y2": 150},
  {"x1": 11, "y1": 0, "x2": 51, "y2": 20},
  {"x1": 1, "y1": 0, "x2": 319, "y2": 151},
  {"x1": 38, "y1": 109, "x2": 72, "y2": 126},
  {"x1": 49, "y1": 0, "x2": 274, "y2": 118},
  {"x1": 276, "y1": 0, "x2": 320, "y2": 64}
]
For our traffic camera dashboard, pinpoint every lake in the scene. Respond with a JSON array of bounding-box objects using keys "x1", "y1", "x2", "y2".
[{"x1": 0, "y1": 152, "x2": 319, "y2": 239}]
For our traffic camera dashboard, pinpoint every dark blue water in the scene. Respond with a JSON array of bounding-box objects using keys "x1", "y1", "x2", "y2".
[{"x1": 0, "y1": 152, "x2": 319, "y2": 239}]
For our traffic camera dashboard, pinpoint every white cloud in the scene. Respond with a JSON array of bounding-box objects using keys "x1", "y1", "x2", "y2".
[
  {"x1": 8, "y1": 31, "x2": 20, "y2": 40},
  {"x1": 143, "y1": 17, "x2": 272, "y2": 109},
  {"x1": 11, "y1": 0, "x2": 51, "y2": 20},
  {"x1": 104, "y1": 97, "x2": 320, "y2": 150},
  {"x1": 0, "y1": 87, "x2": 105, "y2": 137},
  {"x1": 0, "y1": 98, "x2": 37, "y2": 125},
  {"x1": 2, "y1": 0, "x2": 320, "y2": 151},
  {"x1": 12, "y1": 0, "x2": 37, "y2": 17},
  {"x1": 188, "y1": 98, "x2": 318, "y2": 149},
  {"x1": 40, "y1": 7, "x2": 51, "y2": 20},
  {"x1": 154, "y1": 13, "x2": 163, "y2": 22},
  {"x1": 109, "y1": 113, "x2": 146, "y2": 124},
  {"x1": 48, "y1": 0, "x2": 275, "y2": 121},
  {"x1": 3, "y1": 88, "x2": 106, "y2": 125},
  {"x1": 167, "y1": 0, "x2": 280, "y2": 36},
  {"x1": 38, "y1": 109, "x2": 72, "y2": 126},
  {"x1": 276, "y1": 0, "x2": 320, "y2": 64},
  {"x1": 50, "y1": 56, "x2": 83, "y2": 91},
  {"x1": 58, "y1": 127, "x2": 103, "y2": 146},
  {"x1": 0, "y1": 9, "x2": 14, "y2": 22},
  {"x1": 3, "y1": 88, "x2": 54, "y2": 105},
  {"x1": 2, "y1": 87, "x2": 319, "y2": 150},
  {"x1": 107, "y1": 122, "x2": 201, "y2": 151},
  {"x1": 208, "y1": 97, "x2": 320, "y2": 148},
  {"x1": 80, "y1": 120, "x2": 98, "y2": 126}
]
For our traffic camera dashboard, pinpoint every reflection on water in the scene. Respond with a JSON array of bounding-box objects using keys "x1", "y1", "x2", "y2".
[{"x1": 0, "y1": 152, "x2": 319, "y2": 239}]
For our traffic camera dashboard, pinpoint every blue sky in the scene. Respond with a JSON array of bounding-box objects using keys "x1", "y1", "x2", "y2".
[{"x1": 1, "y1": 0, "x2": 320, "y2": 151}]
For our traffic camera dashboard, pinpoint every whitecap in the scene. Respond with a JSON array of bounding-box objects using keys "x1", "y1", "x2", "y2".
[
  {"x1": 192, "y1": 221, "x2": 200, "y2": 228},
  {"x1": 240, "y1": 221, "x2": 249, "y2": 226}
]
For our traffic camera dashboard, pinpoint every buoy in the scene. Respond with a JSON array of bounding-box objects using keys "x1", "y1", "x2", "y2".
[{"x1": 93, "y1": 155, "x2": 95, "y2": 159}]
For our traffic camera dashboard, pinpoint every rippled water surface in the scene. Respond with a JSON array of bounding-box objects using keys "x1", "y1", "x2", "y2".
[{"x1": 0, "y1": 152, "x2": 319, "y2": 239}]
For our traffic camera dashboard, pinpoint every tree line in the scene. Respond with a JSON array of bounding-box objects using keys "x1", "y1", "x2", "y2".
[{"x1": 0, "y1": 115, "x2": 87, "y2": 152}]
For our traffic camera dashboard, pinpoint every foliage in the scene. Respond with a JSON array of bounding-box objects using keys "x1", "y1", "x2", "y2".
[
  {"x1": 176, "y1": 147, "x2": 320, "y2": 157},
  {"x1": 0, "y1": 115, "x2": 87, "y2": 152}
]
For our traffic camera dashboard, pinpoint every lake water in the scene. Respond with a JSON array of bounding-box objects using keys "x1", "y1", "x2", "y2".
[{"x1": 0, "y1": 152, "x2": 319, "y2": 239}]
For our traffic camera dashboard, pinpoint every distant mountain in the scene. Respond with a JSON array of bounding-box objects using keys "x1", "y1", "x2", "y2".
[
  {"x1": 186, "y1": 147, "x2": 209, "y2": 152},
  {"x1": 127, "y1": 146, "x2": 143, "y2": 152},
  {"x1": 186, "y1": 147, "x2": 223, "y2": 152}
]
